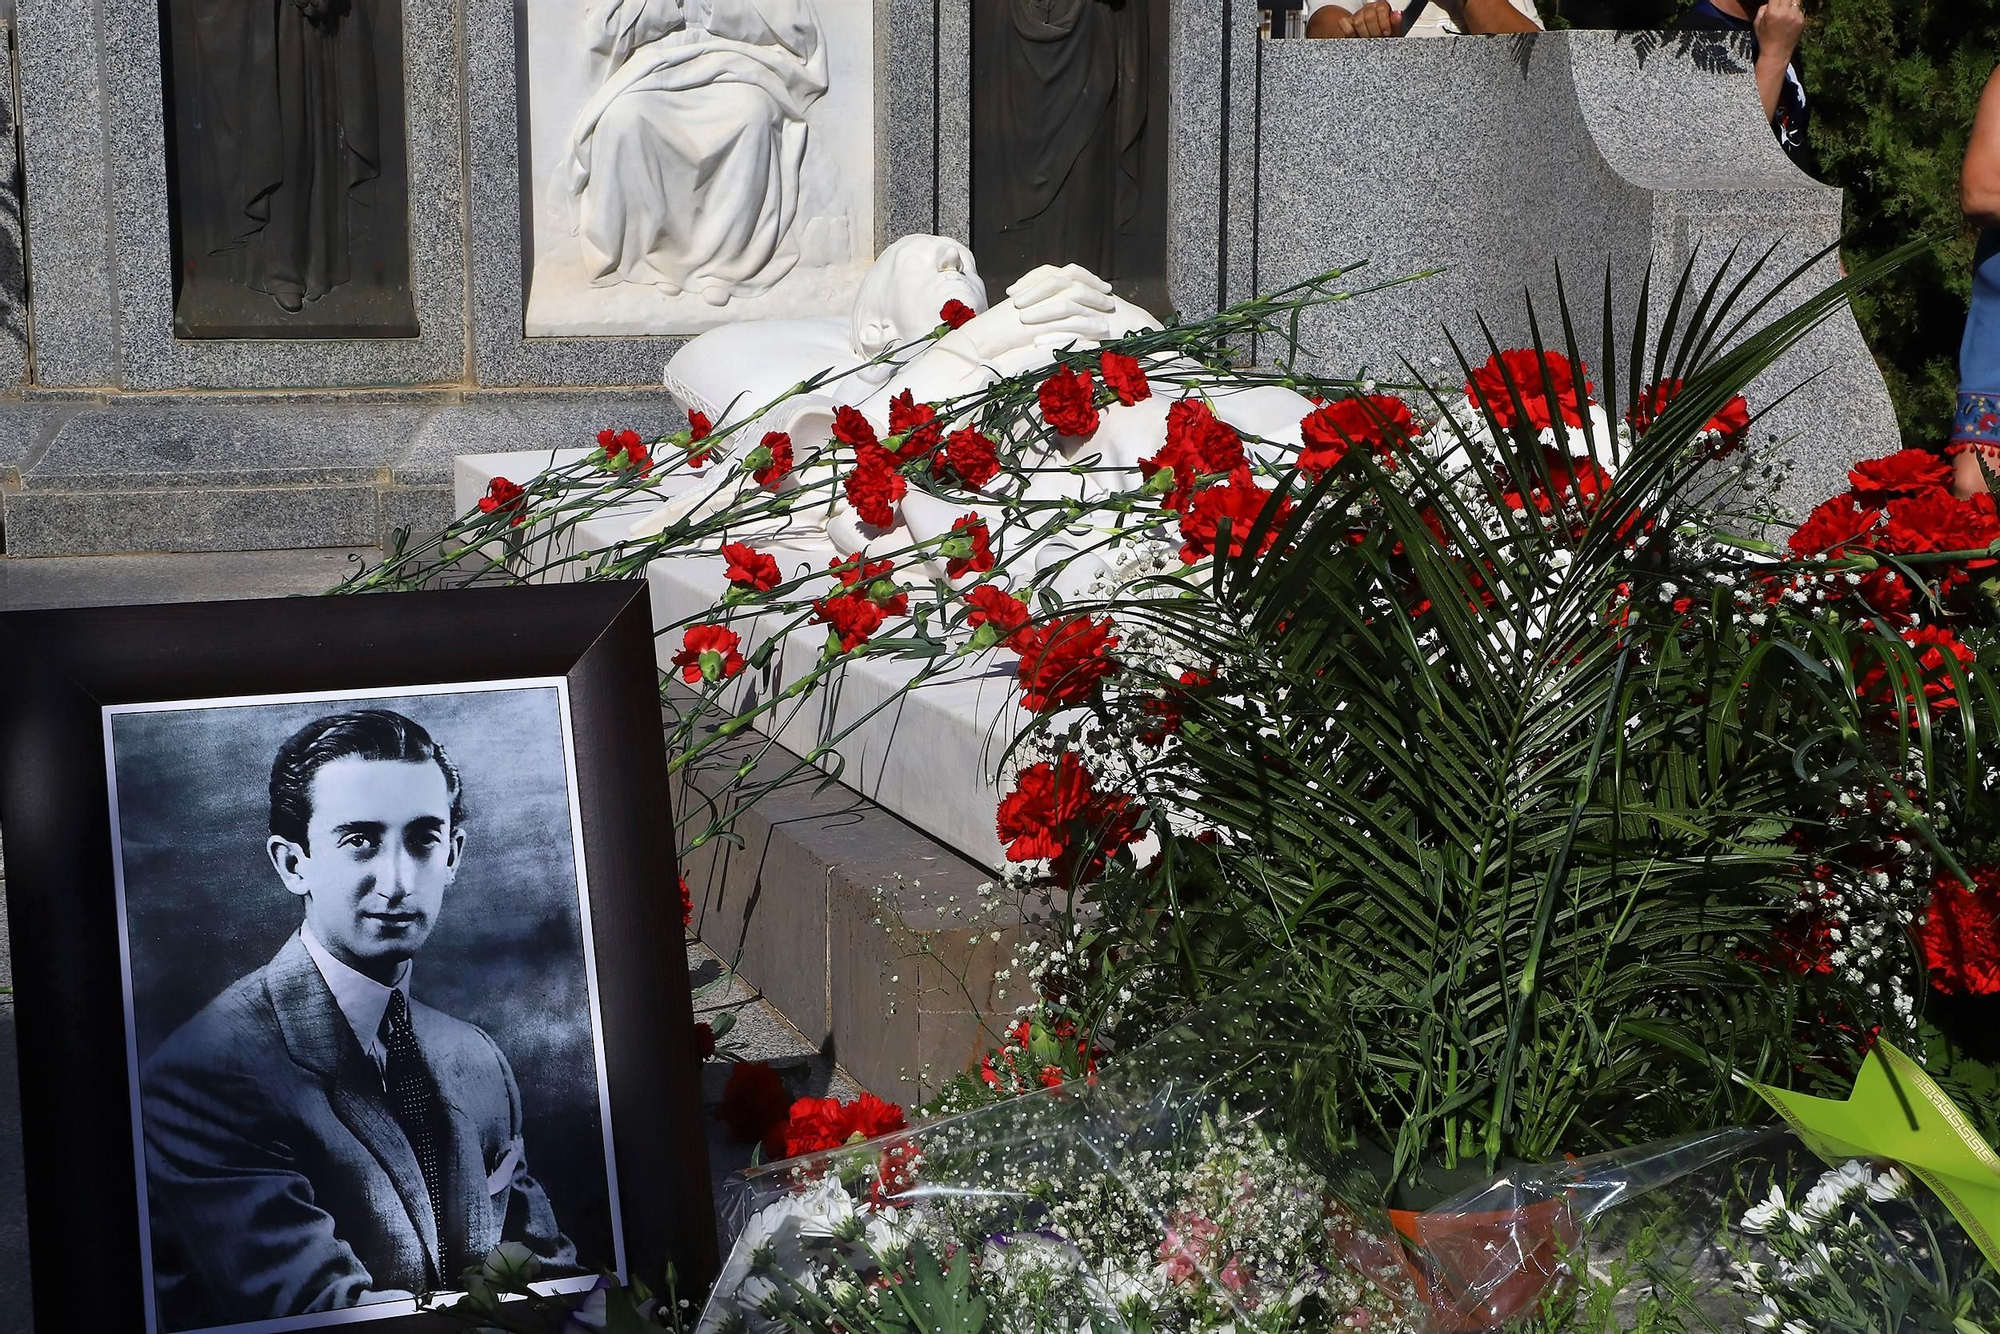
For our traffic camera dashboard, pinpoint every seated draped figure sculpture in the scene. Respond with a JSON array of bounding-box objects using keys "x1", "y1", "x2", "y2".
[
  {"x1": 641, "y1": 234, "x2": 1318, "y2": 595},
  {"x1": 563, "y1": 0, "x2": 828, "y2": 305}
]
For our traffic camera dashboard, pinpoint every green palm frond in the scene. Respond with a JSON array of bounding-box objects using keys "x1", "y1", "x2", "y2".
[{"x1": 1074, "y1": 240, "x2": 1975, "y2": 1192}]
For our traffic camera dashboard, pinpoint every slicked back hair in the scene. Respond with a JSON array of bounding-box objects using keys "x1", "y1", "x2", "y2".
[{"x1": 269, "y1": 710, "x2": 465, "y2": 853}]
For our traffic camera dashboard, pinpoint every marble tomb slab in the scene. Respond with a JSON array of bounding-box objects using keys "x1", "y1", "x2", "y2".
[{"x1": 456, "y1": 449, "x2": 1015, "y2": 870}]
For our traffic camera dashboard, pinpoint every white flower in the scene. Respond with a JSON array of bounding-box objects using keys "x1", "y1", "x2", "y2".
[
  {"x1": 1740, "y1": 1183, "x2": 1787, "y2": 1234},
  {"x1": 1747, "y1": 1298, "x2": 1782, "y2": 1329},
  {"x1": 1801, "y1": 1160, "x2": 1869, "y2": 1222},
  {"x1": 1867, "y1": 1166, "x2": 1912, "y2": 1201}
]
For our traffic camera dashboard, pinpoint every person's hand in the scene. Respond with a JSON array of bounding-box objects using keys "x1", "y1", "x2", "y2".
[
  {"x1": 1350, "y1": 1, "x2": 1403, "y2": 36},
  {"x1": 1306, "y1": 2, "x2": 1401, "y2": 37},
  {"x1": 1754, "y1": 0, "x2": 1805, "y2": 61}
]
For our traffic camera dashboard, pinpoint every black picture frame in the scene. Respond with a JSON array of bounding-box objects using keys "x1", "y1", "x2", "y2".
[{"x1": 0, "y1": 582, "x2": 714, "y2": 1333}]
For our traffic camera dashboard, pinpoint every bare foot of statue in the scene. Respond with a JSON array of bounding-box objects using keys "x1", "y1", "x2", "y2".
[
  {"x1": 656, "y1": 280, "x2": 684, "y2": 296},
  {"x1": 274, "y1": 292, "x2": 304, "y2": 313},
  {"x1": 701, "y1": 285, "x2": 730, "y2": 307}
]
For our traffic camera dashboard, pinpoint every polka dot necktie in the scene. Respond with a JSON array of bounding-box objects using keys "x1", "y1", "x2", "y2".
[{"x1": 381, "y1": 989, "x2": 446, "y2": 1245}]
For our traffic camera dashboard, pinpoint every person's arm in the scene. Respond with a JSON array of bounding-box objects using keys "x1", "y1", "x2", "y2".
[
  {"x1": 483, "y1": 1035, "x2": 578, "y2": 1272},
  {"x1": 1751, "y1": 0, "x2": 1805, "y2": 123},
  {"x1": 143, "y1": 1059, "x2": 402, "y2": 1319},
  {"x1": 1963, "y1": 66, "x2": 2000, "y2": 227}
]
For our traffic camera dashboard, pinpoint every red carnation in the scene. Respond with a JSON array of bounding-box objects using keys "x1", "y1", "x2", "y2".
[
  {"x1": 679, "y1": 874, "x2": 694, "y2": 931},
  {"x1": 1100, "y1": 351, "x2": 1151, "y2": 406},
  {"x1": 887, "y1": 389, "x2": 944, "y2": 462},
  {"x1": 1859, "y1": 623, "x2": 1978, "y2": 722},
  {"x1": 832, "y1": 405, "x2": 878, "y2": 451},
  {"x1": 671, "y1": 624, "x2": 745, "y2": 684},
  {"x1": 1011, "y1": 615, "x2": 1120, "y2": 712},
  {"x1": 940, "y1": 298, "x2": 977, "y2": 330},
  {"x1": 722, "y1": 542, "x2": 781, "y2": 593},
  {"x1": 1788, "y1": 493, "x2": 1881, "y2": 558},
  {"x1": 844, "y1": 441, "x2": 907, "y2": 528},
  {"x1": 478, "y1": 476, "x2": 528, "y2": 526},
  {"x1": 780, "y1": 1097, "x2": 854, "y2": 1157},
  {"x1": 597, "y1": 427, "x2": 652, "y2": 476},
  {"x1": 1140, "y1": 400, "x2": 1246, "y2": 511},
  {"x1": 1138, "y1": 669, "x2": 1213, "y2": 745},
  {"x1": 844, "y1": 1092, "x2": 908, "y2": 1141},
  {"x1": 718, "y1": 1061, "x2": 790, "y2": 1147},
  {"x1": 996, "y1": 751, "x2": 1141, "y2": 886},
  {"x1": 1179, "y1": 467, "x2": 1292, "y2": 563},
  {"x1": 1038, "y1": 365, "x2": 1099, "y2": 438},
  {"x1": 1165, "y1": 398, "x2": 1246, "y2": 473},
  {"x1": 828, "y1": 554, "x2": 906, "y2": 612},
  {"x1": 685, "y1": 410, "x2": 715, "y2": 465},
  {"x1": 692, "y1": 1021, "x2": 717, "y2": 1061},
  {"x1": 964, "y1": 585, "x2": 1031, "y2": 642},
  {"x1": 1849, "y1": 449, "x2": 1952, "y2": 504},
  {"x1": 753, "y1": 430, "x2": 795, "y2": 489},
  {"x1": 1466, "y1": 350, "x2": 1593, "y2": 432},
  {"x1": 1297, "y1": 396, "x2": 1417, "y2": 478},
  {"x1": 945, "y1": 513, "x2": 994, "y2": 580},
  {"x1": 1502, "y1": 448, "x2": 1613, "y2": 517},
  {"x1": 1627, "y1": 379, "x2": 1752, "y2": 455},
  {"x1": 1881, "y1": 489, "x2": 2000, "y2": 564},
  {"x1": 941, "y1": 426, "x2": 1002, "y2": 488},
  {"x1": 1919, "y1": 867, "x2": 2000, "y2": 996},
  {"x1": 814, "y1": 592, "x2": 887, "y2": 653}
]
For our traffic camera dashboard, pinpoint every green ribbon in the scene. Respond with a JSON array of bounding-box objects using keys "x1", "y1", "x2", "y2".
[{"x1": 1754, "y1": 1039, "x2": 2000, "y2": 1270}]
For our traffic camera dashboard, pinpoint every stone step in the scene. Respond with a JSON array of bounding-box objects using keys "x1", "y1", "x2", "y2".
[
  {"x1": 671, "y1": 688, "x2": 1015, "y2": 1107},
  {"x1": 0, "y1": 389, "x2": 691, "y2": 557}
]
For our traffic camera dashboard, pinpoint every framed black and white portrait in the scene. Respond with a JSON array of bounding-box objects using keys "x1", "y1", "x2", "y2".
[{"x1": 0, "y1": 584, "x2": 714, "y2": 1334}]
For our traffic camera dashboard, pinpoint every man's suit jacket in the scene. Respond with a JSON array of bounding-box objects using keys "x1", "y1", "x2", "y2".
[{"x1": 140, "y1": 931, "x2": 577, "y2": 1330}]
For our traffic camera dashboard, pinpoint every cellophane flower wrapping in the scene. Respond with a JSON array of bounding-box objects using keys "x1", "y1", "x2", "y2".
[{"x1": 695, "y1": 1011, "x2": 2000, "y2": 1333}]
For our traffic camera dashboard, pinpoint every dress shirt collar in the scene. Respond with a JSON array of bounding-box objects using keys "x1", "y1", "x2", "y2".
[{"x1": 300, "y1": 924, "x2": 413, "y2": 1071}]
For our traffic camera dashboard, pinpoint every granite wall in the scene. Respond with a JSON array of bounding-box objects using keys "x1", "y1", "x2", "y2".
[
  {"x1": 1167, "y1": 23, "x2": 1901, "y2": 519},
  {"x1": 9, "y1": 0, "x2": 960, "y2": 393}
]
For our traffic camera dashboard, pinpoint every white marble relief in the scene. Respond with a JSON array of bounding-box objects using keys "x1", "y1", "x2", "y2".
[{"x1": 524, "y1": 0, "x2": 874, "y2": 336}]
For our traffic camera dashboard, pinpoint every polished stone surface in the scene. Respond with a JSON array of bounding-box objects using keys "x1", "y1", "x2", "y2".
[
  {"x1": 1174, "y1": 27, "x2": 1898, "y2": 518},
  {"x1": 16, "y1": 0, "x2": 466, "y2": 390},
  {"x1": 0, "y1": 390, "x2": 702, "y2": 555},
  {"x1": 0, "y1": 24, "x2": 27, "y2": 394}
]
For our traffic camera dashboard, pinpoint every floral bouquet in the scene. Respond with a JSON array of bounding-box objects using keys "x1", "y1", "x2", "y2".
[{"x1": 698, "y1": 1011, "x2": 1424, "y2": 1334}]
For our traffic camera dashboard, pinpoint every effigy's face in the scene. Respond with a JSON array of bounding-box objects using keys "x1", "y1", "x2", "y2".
[{"x1": 888, "y1": 238, "x2": 988, "y2": 341}]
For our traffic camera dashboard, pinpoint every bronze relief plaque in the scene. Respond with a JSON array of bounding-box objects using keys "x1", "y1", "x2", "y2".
[{"x1": 162, "y1": 0, "x2": 420, "y2": 339}]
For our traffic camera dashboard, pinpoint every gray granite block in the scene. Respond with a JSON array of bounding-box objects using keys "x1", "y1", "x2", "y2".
[
  {"x1": 936, "y1": 0, "x2": 972, "y2": 247},
  {"x1": 675, "y1": 695, "x2": 1003, "y2": 1102},
  {"x1": 395, "y1": 391, "x2": 691, "y2": 484},
  {"x1": 0, "y1": 547, "x2": 375, "y2": 607},
  {"x1": 1240, "y1": 30, "x2": 1897, "y2": 518},
  {"x1": 97, "y1": 0, "x2": 467, "y2": 390},
  {"x1": 878, "y1": 0, "x2": 939, "y2": 246},
  {"x1": 25, "y1": 401, "x2": 430, "y2": 488},
  {"x1": 0, "y1": 399, "x2": 85, "y2": 486},
  {"x1": 20, "y1": 0, "x2": 467, "y2": 390},
  {"x1": 463, "y1": 0, "x2": 686, "y2": 389},
  {"x1": 2, "y1": 483, "x2": 382, "y2": 556},
  {"x1": 379, "y1": 484, "x2": 455, "y2": 547},
  {"x1": 15, "y1": 0, "x2": 119, "y2": 387},
  {"x1": 0, "y1": 24, "x2": 29, "y2": 394},
  {"x1": 1166, "y1": 0, "x2": 1263, "y2": 321}
]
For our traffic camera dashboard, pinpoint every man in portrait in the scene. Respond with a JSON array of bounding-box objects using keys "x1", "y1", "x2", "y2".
[{"x1": 138, "y1": 710, "x2": 576, "y2": 1330}]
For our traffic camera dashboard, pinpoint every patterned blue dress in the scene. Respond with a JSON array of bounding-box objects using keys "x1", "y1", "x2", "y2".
[{"x1": 1954, "y1": 229, "x2": 2000, "y2": 458}]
